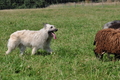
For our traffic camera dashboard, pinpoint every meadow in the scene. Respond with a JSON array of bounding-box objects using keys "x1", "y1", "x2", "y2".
[{"x1": 0, "y1": 4, "x2": 120, "y2": 80}]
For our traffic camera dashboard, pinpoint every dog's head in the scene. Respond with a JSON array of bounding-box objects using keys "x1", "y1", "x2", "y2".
[{"x1": 44, "y1": 24, "x2": 58, "y2": 39}]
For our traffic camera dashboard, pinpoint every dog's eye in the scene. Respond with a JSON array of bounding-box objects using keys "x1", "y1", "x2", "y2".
[{"x1": 50, "y1": 26, "x2": 53, "y2": 28}]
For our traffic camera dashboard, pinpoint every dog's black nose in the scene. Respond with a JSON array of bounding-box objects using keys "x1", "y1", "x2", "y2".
[{"x1": 55, "y1": 29, "x2": 58, "y2": 32}]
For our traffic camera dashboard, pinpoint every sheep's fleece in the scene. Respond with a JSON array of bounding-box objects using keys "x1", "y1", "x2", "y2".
[{"x1": 94, "y1": 28, "x2": 120, "y2": 56}]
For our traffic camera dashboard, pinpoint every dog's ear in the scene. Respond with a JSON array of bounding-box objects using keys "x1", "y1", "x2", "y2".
[{"x1": 43, "y1": 23, "x2": 48, "y2": 28}]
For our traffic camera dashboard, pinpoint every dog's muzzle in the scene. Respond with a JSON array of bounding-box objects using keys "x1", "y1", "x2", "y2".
[
  {"x1": 48, "y1": 29, "x2": 58, "y2": 33},
  {"x1": 54, "y1": 29, "x2": 58, "y2": 32},
  {"x1": 48, "y1": 29, "x2": 58, "y2": 39}
]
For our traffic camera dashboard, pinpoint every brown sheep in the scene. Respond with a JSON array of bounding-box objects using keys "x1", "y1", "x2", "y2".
[{"x1": 93, "y1": 28, "x2": 120, "y2": 60}]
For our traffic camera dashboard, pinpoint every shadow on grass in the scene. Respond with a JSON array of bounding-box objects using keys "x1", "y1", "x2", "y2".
[
  {"x1": 35, "y1": 51, "x2": 51, "y2": 56},
  {"x1": 56, "y1": 47, "x2": 78, "y2": 58},
  {"x1": 95, "y1": 54, "x2": 120, "y2": 62}
]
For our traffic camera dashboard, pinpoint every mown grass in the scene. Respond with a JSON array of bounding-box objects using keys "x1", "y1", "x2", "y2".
[{"x1": 0, "y1": 5, "x2": 120, "y2": 80}]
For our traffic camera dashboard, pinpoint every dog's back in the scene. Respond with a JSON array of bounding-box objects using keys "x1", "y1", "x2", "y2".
[{"x1": 10, "y1": 29, "x2": 49, "y2": 47}]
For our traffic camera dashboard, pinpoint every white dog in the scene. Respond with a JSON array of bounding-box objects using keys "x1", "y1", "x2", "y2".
[{"x1": 6, "y1": 24, "x2": 58, "y2": 55}]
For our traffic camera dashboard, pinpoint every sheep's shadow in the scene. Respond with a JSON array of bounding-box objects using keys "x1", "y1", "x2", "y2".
[{"x1": 98, "y1": 54, "x2": 120, "y2": 62}]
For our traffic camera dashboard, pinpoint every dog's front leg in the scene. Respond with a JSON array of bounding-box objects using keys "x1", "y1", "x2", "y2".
[
  {"x1": 44, "y1": 47, "x2": 55, "y2": 54},
  {"x1": 31, "y1": 47, "x2": 37, "y2": 55},
  {"x1": 19, "y1": 44, "x2": 26, "y2": 55}
]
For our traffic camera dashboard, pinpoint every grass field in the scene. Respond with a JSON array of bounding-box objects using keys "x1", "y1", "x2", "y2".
[{"x1": 0, "y1": 5, "x2": 120, "y2": 80}]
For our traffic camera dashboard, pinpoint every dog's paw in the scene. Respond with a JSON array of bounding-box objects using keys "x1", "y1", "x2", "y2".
[
  {"x1": 5, "y1": 53, "x2": 8, "y2": 56},
  {"x1": 19, "y1": 53, "x2": 24, "y2": 57},
  {"x1": 50, "y1": 52, "x2": 55, "y2": 54},
  {"x1": 31, "y1": 54, "x2": 35, "y2": 56}
]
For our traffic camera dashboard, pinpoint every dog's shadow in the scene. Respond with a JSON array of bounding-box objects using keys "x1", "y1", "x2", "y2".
[{"x1": 35, "y1": 51, "x2": 51, "y2": 56}]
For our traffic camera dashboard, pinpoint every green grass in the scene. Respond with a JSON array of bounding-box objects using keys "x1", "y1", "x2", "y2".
[{"x1": 0, "y1": 5, "x2": 120, "y2": 80}]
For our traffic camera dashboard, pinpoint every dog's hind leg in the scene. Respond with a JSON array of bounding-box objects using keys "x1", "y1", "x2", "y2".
[
  {"x1": 18, "y1": 44, "x2": 26, "y2": 55},
  {"x1": 31, "y1": 47, "x2": 37, "y2": 55},
  {"x1": 6, "y1": 48, "x2": 13, "y2": 55},
  {"x1": 6, "y1": 39, "x2": 18, "y2": 55}
]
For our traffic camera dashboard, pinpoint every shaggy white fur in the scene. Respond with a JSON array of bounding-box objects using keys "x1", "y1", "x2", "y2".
[{"x1": 6, "y1": 24, "x2": 58, "y2": 55}]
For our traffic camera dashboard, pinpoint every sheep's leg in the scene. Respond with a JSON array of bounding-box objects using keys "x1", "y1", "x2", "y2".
[
  {"x1": 107, "y1": 53, "x2": 114, "y2": 61},
  {"x1": 114, "y1": 54, "x2": 120, "y2": 61},
  {"x1": 94, "y1": 52, "x2": 103, "y2": 60},
  {"x1": 94, "y1": 52, "x2": 98, "y2": 58},
  {"x1": 99, "y1": 54, "x2": 103, "y2": 60},
  {"x1": 94, "y1": 49, "x2": 99, "y2": 58},
  {"x1": 94, "y1": 50, "x2": 104, "y2": 60},
  {"x1": 107, "y1": 53, "x2": 110, "y2": 59},
  {"x1": 98, "y1": 52, "x2": 104, "y2": 60}
]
